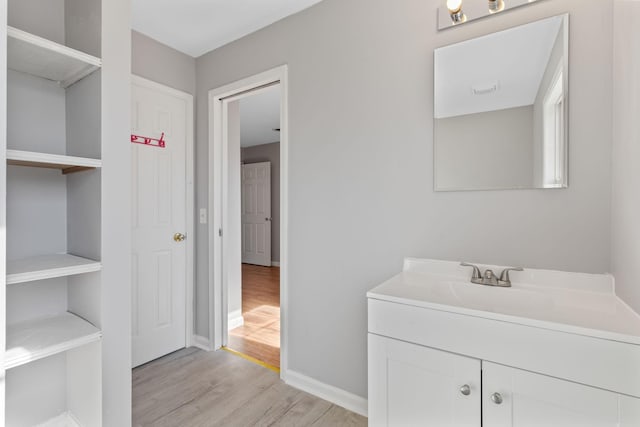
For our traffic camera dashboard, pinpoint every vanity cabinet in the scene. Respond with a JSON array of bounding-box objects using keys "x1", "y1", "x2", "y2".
[
  {"x1": 369, "y1": 332, "x2": 640, "y2": 427},
  {"x1": 368, "y1": 334, "x2": 480, "y2": 427},
  {"x1": 482, "y1": 362, "x2": 639, "y2": 427},
  {"x1": 367, "y1": 258, "x2": 640, "y2": 427}
]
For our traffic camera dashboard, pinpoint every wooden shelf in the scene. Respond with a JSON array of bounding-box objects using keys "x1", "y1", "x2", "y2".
[
  {"x1": 5, "y1": 312, "x2": 101, "y2": 369},
  {"x1": 7, "y1": 149, "x2": 102, "y2": 174},
  {"x1": 8, "y1": 26, "x2": 101, "y2": 88},
  {"x1": 7, "y1": 254, "x2": 101, "y2": 285}
]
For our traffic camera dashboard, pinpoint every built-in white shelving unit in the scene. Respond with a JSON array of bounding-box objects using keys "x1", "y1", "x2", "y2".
[
  {"x1": 5, "y1": 312, "x2": 101, "y2": 370},
  {"x1": 4, "y1": 1, "x2": 107, "y2": 424},
  {"x1": 7, "y1": 149, "x2": 102, "y2": 174},
  {"x1": 7, "y1": 26, "x2": 101, "y2": 88},
  {"x1": 7, "y1": 254, "x2": 101, "y2": 285}
]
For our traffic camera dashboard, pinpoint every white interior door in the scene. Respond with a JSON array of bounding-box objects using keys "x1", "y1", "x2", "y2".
[
  {"x1": 131, "y1": 78, "x2": 189, "y2": 367},
  {"x1": 241, "y1": 162, "x2": 272, "y2": 266}
]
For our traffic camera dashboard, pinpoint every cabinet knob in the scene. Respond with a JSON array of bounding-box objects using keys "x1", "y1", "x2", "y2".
[
  {"x1": 491, "y1": 392, "x2": 503, "y2": 405},
  {"x1": 459, "y1": 384, "x2": 471, "y2": 396}
]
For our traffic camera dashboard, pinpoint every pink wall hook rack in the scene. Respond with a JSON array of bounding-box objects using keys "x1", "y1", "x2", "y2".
[{"x1": 131, "y1": 132, "x2": 166, "y2": 148}]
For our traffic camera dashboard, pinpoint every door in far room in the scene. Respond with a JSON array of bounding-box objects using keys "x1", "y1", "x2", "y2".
[
  {"x1": 131, "y1": 77, "x2": 192, "y2": 367},
  {"x1": 241, "y1": 161, "x2": 272, "y2": 267}
]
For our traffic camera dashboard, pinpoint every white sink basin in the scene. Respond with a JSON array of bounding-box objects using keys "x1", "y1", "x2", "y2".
[
  {"x1": 446, "y1": 280, "x2": 555, "y2": 316},
  {"x1": 367, "y1": 258, "x2": 640, "y2": 344}
]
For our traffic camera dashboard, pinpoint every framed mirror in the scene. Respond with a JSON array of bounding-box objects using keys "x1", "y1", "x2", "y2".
[{"x1": 434, "y1": 14, "x2": 569, "y2": 191}]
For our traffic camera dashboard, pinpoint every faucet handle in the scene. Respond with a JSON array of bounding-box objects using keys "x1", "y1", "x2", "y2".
[
  {"x1": 460, "y1": 262, "x2": 482, "y2": 280},
  {"x1": 499, "y1": 267, "x2": 524, "y2": 284}
]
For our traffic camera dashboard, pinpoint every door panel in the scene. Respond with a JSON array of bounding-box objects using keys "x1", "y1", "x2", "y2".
[
  {"x1": 621, "y1": 395, "x2": 640, "y2": 427},
  {"x1": 483, "y1": 362, "x2": 623, "y2": 427},
  {"x1": 368, "y1": 334, "x2": 481, "y2": 427},
  {"x1": 241, "y1": 162, "x2": 271, "y2": 266},
  {"x1": 131, "y1": 80, "x2": 188, "y2": 367}
]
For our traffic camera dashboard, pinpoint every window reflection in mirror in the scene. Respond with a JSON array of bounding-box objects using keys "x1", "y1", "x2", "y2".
[
  {"x1": 434, "y1": 14, "x2": 569, "y2": 191},
  {"x1": 543, "y1": 66, "x2": 565, "y2": 188}
]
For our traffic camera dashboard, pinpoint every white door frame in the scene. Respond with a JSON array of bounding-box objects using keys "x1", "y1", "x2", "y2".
[
  {"x1": 131, "y1": 74, "x2": 195, "y2": 349},
  {"x1": 208, "y1": 65, "x2": 289, "y2": 380}
]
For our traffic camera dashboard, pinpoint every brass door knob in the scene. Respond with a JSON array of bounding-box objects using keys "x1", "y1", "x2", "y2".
[{"x1": 173, "y1": 233, "x2": 186, "y2": 242}]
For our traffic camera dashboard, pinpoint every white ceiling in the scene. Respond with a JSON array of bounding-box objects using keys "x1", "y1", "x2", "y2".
[
  {"x1": 434, "y1": 15, "x2": 563, "y2": 119},
  {"x1": 240, "y1": 86, "x2": 281, "y2": 148},
  {"x1": 132, "y1": 0, "x2": 324, "y2": 57}
]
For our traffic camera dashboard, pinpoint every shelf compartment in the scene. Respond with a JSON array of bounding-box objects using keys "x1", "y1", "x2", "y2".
[
  {"x1": 8, "y1": 26, "x2": 102, "y2": 88},
  {"x1": 5, "y1": 312, "x2": 101, "y2": 370},
  {"x1": 7, "y1": 149, "x2": 102, "y2": 174},
  {"x1": 7, "y1": 254, "x2": 101, "y2": 285},
  {"x1": 36, "y1": 412, "x2": 82, "y2": 427}
]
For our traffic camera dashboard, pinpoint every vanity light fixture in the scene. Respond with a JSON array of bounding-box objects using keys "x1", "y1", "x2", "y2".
[
  {"x1": 488, "y1": 0, "x2": 505, "y2": 13},
  {"x1": 438, "y1": 0, "x2": 544, "y2": 31},
  {"x1": 447, "y1": 0, "x2": 466, "y2": 23}
]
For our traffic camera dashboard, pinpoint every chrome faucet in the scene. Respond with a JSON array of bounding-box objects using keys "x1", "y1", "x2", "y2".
[{"x1": 461, "y1": 262, "x2": 523, "y2": 287}]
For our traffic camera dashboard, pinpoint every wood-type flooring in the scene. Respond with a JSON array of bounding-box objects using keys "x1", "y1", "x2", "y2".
[
  {"x1": 228, "y1": 264, "x2": 280, "y2": 368},
  {"x1": 132, "y1": 347, "x2": 367, "y2": 426}
]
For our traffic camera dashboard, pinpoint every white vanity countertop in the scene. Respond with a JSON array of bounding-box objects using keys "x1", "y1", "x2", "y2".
[{"x1": 367, "y1": 258, "x2": 640, "y2": 345}]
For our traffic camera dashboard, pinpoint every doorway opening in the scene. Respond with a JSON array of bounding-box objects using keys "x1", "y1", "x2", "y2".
[
  {"x1": 226, "y1": 86, "x2": 281, "y2": 369},
  {"x1": 209, "y1": 66, "x2": 289, "y2": 379}
]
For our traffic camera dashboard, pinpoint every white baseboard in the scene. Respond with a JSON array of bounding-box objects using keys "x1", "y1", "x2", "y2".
[
  {"x1": 271, "y1": 261, "x2": 280, "y2": 267},
  {"x1": 192, "y1": 334, "x2": 213, "y2": 351},
  {"x1": 285, "y1": 370, "x2": 368, "y2": 417},
  {"x1": 37, "y1": 412, "x2": 81, "y2": 427},
  {"x1": 228, "y1": 309, "x2": 244, "y2": 330}
]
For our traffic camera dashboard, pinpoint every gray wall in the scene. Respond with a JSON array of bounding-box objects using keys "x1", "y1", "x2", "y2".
[
  {"x1": 435, "y1": 106, "x2": 534, "y2": 190},
  {"x1": 132, "y1": 30, "x2": 196, "y2": 95},
  {"x1": 65, "y1": 0, "x2": 101, "y2": 57},
  {"x1": 611, "y1": 0, "x2": 640, "y2": 314},
  {"x1": 195, "y1": 0, "x2": 613, "y2": 398},
  {"x1": 241, "y1": 142, "x2": 281, "y2": 262},
  {"x1": 7, "y1": 71, "x2": 68, "y2": 260},
  {"x1": 8, "y1": 0, "x2": 64, "y2": 44}
]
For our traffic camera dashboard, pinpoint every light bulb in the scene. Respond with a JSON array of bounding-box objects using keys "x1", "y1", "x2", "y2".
[
  {"x1": 447, "y1": 0, "x2": 462, "y2": 13},
  {"x1": 489, "y1": 0, "x2": 505, "y2": 13},
  {"x1": 446, "y1": 0, "x2": 464, "y2": 24}
]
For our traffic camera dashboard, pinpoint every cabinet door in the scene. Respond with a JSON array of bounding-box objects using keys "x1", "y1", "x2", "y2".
[
  {"x1": 368, "y1": 334, "x2": 481, "y2": 427},
  {"x1": 483, "y1": 362, "x2": 640, "y2": 427},
  {"x1": 621, "y1": 394, "x2": 640, "y2": 427}
]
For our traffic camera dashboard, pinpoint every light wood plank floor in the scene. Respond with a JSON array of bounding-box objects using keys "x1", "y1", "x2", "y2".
[
  {"x1": 228, "y1": 264, "x2": 280, "y2": 368},
  {"x1": 133, "y1": 347, "x2": 367, "y2": 426}
]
